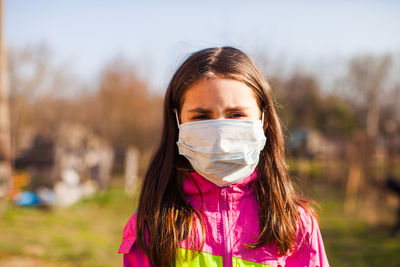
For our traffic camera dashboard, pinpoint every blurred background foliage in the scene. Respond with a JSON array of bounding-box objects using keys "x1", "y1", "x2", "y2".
[
  {"x1": 1, "y1": 42, "x2": 399, "y2": 266},
  {"x1": 1, "y1": 1, "x2": 400, "y2": 266}
]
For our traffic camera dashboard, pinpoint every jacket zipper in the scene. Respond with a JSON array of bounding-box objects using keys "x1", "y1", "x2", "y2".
[{"x1": 220, "y1": 187, "x2": 232, "y2": 267}]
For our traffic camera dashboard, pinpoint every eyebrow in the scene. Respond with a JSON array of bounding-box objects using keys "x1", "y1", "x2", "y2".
[
  {"x1": 187, "y1": 106, "x2": 249, "y2": 113},
  {"x1": 225, "y1": 106, "x2": 249, "y2": 112},
  {"x1": 187, "y1": 107, "x2": 213, "y2": 113}
]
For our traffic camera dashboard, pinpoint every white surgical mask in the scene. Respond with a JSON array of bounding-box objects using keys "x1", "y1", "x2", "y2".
[{"x1": 175, "y1": 110, "x2": 266, "y2": 187}]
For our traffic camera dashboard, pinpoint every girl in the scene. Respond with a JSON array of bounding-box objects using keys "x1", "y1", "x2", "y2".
[{"x1": 119, "y1": 47, "x2": 329, "y2": 267}]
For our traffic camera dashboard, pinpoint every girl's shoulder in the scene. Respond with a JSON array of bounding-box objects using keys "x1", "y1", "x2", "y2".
[
  {"x1": 118, "y1": 212, "x2": 153, "y2": 266},
  {"x1": 286, "y1": 205, "x2": 330, "y2": 266},
  {"x1": 297, "y1": 205, "x2": 318, "y2": 234},
  {"x1": 118, "y1": 212, "x2": 137, "y2": 254}
]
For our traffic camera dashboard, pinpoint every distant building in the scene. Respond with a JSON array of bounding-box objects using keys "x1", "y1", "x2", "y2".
[
  {"x1": 12, "y1": 123, "x2": 114, "y2": 206},
  {"x1": 287, "y1": 127, "x2": 341, "y2": 159}
]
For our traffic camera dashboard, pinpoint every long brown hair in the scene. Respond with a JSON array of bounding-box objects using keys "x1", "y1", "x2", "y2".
[{"x1": 136, "y1": 47, "x2": 312, "y2": 266}]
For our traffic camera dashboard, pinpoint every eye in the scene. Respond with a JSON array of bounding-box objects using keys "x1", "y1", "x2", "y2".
[
  {"x1": 228, "y1": 112, "x2": 246, "y2": 119},
  {"x1": 191, "y1": 114, "x2": 211, "y2": 120}
]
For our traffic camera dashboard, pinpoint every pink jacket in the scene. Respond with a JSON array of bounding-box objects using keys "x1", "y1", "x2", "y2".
[{"x1": 119, "y1": 171, "x2": 330, "y2": 266}]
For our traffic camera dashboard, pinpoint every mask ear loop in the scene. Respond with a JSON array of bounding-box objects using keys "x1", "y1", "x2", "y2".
[
  {"x1": 174, "y1": 109, "x2": 181, "y2": 129},
  {"x1": 261, "y1": 111, "x2": 268, "y2": 129}
]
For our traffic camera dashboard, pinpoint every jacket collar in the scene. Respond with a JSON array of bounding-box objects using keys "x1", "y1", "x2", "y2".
[{"x1": 183, "y1": 169, "x2": 259, "y2": 203}]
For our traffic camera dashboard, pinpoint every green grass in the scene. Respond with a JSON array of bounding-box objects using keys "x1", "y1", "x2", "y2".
[
  {"x1": 311, "y1": 185, "x2": 400, "y2": 267},
  {"x1": 0, "y1": 175, "x2": 399, "y2": 266},
  {"x1": 0, "y1": 180, "x2": 137, "y2": 267}
]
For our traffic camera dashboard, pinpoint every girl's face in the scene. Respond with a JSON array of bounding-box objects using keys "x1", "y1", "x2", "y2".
[{"x1": 180, "y1": 78, "x2": 262, "y2": 124}]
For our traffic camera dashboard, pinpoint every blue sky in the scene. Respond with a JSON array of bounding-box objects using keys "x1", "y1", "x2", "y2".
[{"x1": 6, "y1": 0, "x2": 400, "y2": 92}]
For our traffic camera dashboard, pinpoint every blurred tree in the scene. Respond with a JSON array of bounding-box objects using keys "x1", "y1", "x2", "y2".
[
  {"x1": 346, "y1": 54, "x2": 392, "y2": 140},
  {"x1": 82, "y1": 57, "x2": 163, "y2": 150},
  {"x1": 274, "y1": 72, "x2": 358, "y2": 140},
  {"x1": 276, "y1": 73, "x2": 322, "y2": 130},
  {"x1": 9, "y1": 46, "x2": 163, "y2": 170},
  {"x1": 8, "y1": 44, "x2": 72, "y2": 158},
  {"x1": 317, "y1": 95, "x2": 358, "y2": 138},
  {"x1": 343, "y1": 54, "x2": 395, "y2": 216}
]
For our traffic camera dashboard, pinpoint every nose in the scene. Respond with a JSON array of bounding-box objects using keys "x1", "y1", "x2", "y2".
[
  {"x1": 214, "y1": 113, "x2": 228, "y2": 120},
  {"x1": 212, "y1": 109, "x2": 226, "y2": 120}
]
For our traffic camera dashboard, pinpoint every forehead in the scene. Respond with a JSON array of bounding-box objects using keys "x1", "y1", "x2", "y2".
[{"x1": 181, "y1": 78, "x2": 259, "y2": 108}]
